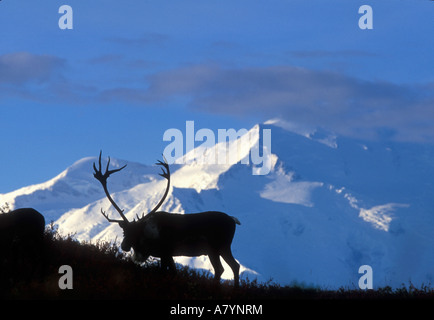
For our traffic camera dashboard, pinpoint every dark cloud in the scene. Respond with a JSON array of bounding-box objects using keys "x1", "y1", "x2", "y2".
[
  {"x1": 138, "y1": 63, "x2": 434, "y2": 142},
  {"x1": 3, "y1": 51, "x2": 432, "y2": 143},
  {"x1": 0, "y1": 52, "x2": 65, "y2": 85}
]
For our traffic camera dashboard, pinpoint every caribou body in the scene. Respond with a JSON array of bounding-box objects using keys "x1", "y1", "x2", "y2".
[
  {"x1": 93, "y1": 152, "x2": 241, "y2": 286},
  {"x1": 0, "y1": 208, "x2": 45, "y2": 290},
  {"x1": 0, "y1": 208, "x2": 45, "y2": 246}
]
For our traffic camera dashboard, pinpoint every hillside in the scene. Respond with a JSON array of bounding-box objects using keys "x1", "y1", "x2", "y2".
[
  {"x1": 3, "y1": 225, "x2": 434, "y2": 301},
  {"x1": 2, "y1": 120, "x2": 434, "y2": 289}
]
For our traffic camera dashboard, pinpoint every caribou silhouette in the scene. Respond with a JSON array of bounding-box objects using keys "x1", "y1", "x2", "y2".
[
  {"x1": 0, "y1": 208, "x2": 45, "y2": 290},
  {"x1": 93, "y1": 152, "x2": 241, "y2": 286},
  {"x1": 0, "y1": 208, "x2": 45, "y2": 247}
]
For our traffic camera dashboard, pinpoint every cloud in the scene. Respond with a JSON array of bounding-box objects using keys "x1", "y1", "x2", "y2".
[
  {"x1": 87, "y1": 54, "x2": 124, "y2": 65},
  {"x1": 288, "y1": 50, "x2": 378, "y2": 59},
  {"x1": 0, "y1": 52, "x2": 101, "y2": 105},
  {"x1": 4, "y1": 51, "x2": 431, "y2": 143},
  {"x1": 0, "y1": 52, "x2": 65, "y2": 85},
  {"x1": 107, "y1": 33, "x2": 169, "y2": 47},
  {"x1": 137, "y1": 63, "x2": 434, "y2": 142}
]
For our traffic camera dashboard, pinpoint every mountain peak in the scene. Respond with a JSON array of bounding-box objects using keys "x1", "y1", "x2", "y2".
[
  {"x1": 170, "y1": 122, "x2": 274, "y2": 178},
  {"x1": 264, "y1": 118, "x2": 337, "y2": 148},
  {"x1": 2, "y1": 121, "x2": 434, "y2": 289}
]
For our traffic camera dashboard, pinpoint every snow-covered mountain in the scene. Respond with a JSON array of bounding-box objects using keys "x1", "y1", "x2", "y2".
[{"x1": 2, "y1": 120, "x2": 434, "y2": 289}]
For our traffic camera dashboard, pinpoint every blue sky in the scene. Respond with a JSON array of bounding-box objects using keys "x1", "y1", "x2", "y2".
[{"x1": 0, "y1": 0, "x2": 433, "y2": 193}]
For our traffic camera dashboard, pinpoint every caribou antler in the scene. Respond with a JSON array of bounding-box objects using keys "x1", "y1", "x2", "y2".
[
  {"x1": 93, "y1": 151, "x2": 129, "y2": 224},
  {"x1": 139, "y1": 155, "x2": 170, "y2": 220}
]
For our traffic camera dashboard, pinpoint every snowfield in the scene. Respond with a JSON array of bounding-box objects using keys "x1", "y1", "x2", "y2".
[{"x1": 2, "y1": 119, "x2": 434, "y2": 289}]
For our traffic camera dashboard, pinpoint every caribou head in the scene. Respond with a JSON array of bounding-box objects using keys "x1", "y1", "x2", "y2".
[{"x1": 93, "y1": 151, "x2": 241, "y2": 286}]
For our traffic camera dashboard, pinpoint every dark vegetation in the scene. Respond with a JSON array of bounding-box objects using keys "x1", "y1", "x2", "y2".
[{"x1": 1, "y1": 222, "x2": 434, "y2": 300}]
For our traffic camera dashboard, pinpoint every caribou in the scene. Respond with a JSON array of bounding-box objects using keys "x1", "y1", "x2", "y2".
[
  {"x1": 0, "y1": 208, "x2": 45, "y2": 243},
  {"x1": 0, "y1": 208, "x2": 45, "y2": 290},
  {"x1": 0, "y1": 208, "x2": 45, "y2": 253},
  {"x1": 93, "y1": 152, "x2": 241, "y2": 286}
]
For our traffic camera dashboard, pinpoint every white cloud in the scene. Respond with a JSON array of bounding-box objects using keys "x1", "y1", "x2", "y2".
[{"x1": 359, "y1": 203, "x2": 409, "y2": 232}]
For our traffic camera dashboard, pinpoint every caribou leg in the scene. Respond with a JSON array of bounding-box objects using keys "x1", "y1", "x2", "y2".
[
  {"x1": 221, "y1": 248, "x2": 240, "y2": 287},
  {"x1": 209, "y1": 253, "x2": 224, "y2": 283}
]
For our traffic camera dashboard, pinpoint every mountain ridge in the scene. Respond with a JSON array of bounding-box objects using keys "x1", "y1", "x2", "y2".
[{"x1": 2, "y1": 121, "x2": 434, "y2": 289}]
